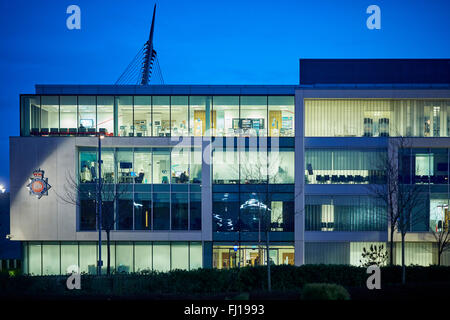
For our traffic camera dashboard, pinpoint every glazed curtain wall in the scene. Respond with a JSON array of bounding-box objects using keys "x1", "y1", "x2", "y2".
[
  {"x1": 305, "y1": 196, "x2": 387, "y2": 231},
  {"x1": 213, "y1": 148, "x2": 295, "y2": 184},
  {"x1": 305, "y1": 99, "x2": 450, "y2": 137},
  {"x1": 213, "y1": 191, "x2": 294, "y2": 232},
  {"x1": 23, "y1": 241, "x2": 202, "y2": 275},
  {"x1": 399, "y1": 148, "x2": 450, "y2": 232},
  {"x1": 79, "y1": 147, "x2": 201, "y2": 231},
  {"x1": 305, "y1": 242, "x2": 441, "y2": 266},
  {"x1": 21, "y1": 95, "x2": 294, "y2": 137},
  {"x1": 79, "y1": 147, "x2": 201, "y2": 185},
  {"x1": 212, "y1": 245, "x2": 295, "y2": 269},
  {"x1": 305, "y1": 149, "x2": 386, "y2": 184}
]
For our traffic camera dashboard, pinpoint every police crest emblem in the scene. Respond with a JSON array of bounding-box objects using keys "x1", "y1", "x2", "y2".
[{"x1": 26, "y1": 169, "x2": 51, "y2": 199}]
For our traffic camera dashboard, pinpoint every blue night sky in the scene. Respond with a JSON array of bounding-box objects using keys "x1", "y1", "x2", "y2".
[{"x1": 0, "y1": 0, "x2": 449, "y2": 188}]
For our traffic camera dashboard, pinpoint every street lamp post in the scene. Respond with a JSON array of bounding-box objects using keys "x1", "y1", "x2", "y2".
[{"x1": 97, "y1": 133, "x2": 104, "y2": 275}]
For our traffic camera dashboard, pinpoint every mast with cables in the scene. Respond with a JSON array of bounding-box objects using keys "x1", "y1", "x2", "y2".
[{"x1": 115, "y1": 4, "x2": 164, "y2": 85}]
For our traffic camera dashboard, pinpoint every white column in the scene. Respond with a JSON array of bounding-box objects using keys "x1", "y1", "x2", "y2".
[{"x1": 294, "y1": 90, "x2": 305, "y2": 265}]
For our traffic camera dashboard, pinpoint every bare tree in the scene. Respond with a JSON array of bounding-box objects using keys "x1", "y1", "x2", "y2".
[
  {"x1": 367, "y1": 136, "x2": 424, "y2": 284},
  {"x1": 429, "y1": 212, "x2": 450, "y2": 266},
  {"x1": 57, "y1": 173, "x2": 127, "y2": 275},
  {"x1": 238, "y1": 151, "x2": 297, "y2": 292}
]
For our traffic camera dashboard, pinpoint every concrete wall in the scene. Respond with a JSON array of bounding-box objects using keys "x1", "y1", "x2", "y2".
[{"x1": 10, "y1": 137, "x2": 77, "y2": 241}]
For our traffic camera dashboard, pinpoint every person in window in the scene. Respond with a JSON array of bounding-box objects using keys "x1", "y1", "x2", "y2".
[
  {"x1": 81, "y1": 165, "x2": 92, "y2": 183},
  {"x1": 180, "y1": 171, "x2": 189, "y2": 183},
  {"x1": 424, "y1": 119, "x2": 431, "y2": 137},
  {"x1": 135, "y1": 169, "x2": 145, "y2": 184},
  {"x1": 90, "y1": 162, "x2": 97, "y2": 181}
]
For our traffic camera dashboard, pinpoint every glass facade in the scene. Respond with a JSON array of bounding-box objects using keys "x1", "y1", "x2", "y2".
[
  {"x1": 213, "y1": 147, "x2": 294, "y2": 184},
  {"x1": 79, "y1": 147, "x2": 202, "y2": 185},
  {"x1": 213, "y1": 191, "x2": 294, "y2": 232},
  {"x1": 78, "y1": 147, "x2": 201, "y2": 231},
  {"x1": 305, "y1": 149, "x2": 386, "y2": 184},
  {"x1": 21, "y1": 95, "x2": 295, "y2": 137},
  {"x1": 305, "y1": 196, "x2": 387, "y2": 231},
  {"x1": 305, "y1": 99, "x2": 450, "y2": 137},
  {"x1": 399, "y1": 148, "x2": 450, "y2": 232},
  {"x1": 23, "y1": 241, "x2": 203, "y2": 275},
  {"x1": 213, "y1": 245, "x2": 294, "y2": 269}
]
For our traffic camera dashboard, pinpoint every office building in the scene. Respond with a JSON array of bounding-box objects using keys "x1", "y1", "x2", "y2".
[{"x1": 10, "y1": 59, "x2": 450, "y2": 274}]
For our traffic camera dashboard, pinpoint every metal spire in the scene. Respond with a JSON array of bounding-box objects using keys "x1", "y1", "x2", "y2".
[
  {"x1": 140, "y1": 4, "x2": 157, "y2": 85},
  {"x1": 115, "y1": 4, "x2": 163, "y2": 85}
]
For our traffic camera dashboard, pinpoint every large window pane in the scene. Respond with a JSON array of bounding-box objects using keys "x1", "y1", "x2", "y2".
[
  {"x1": 305, "y1": 195, "x2": 386, "y2": 232},
  {"x1": 171, "y1": 147, "x2": 189, "y2": 184},
  {"x1": 134, "y1": 242, "x2": 152, "y2": 272},
  {"x1": 153, "y1": 148, "x2": 170, "y2": 184},
  {"x1": 240, "y1": 192, "x2": 269, "y2": 232},
  {"x1": 190, "y1": 96, "x2": 212, "y2": 136},
  {"x1": 28, "y1": 243, "x2": 42, "y2": 275},
  {"x1": 60, "y1": 96, "x2": 77, "y2": 131},
  {"x1": 240, "y1": 96, "x2": 267, "y2": 137},
  {"x1": 153, "y1": 242, "x2": 170, "y2": 272},
  {"x1": 61, "y1": 242, "x2": 78, "y2": 275},
  {"x1": 171, "y1": 96, "x2": 188, "y2": 136},
  {"x1": 190, "y1": 193, "x2": 202, "y2": 230},
  {"x1": 189, "y1": 242, "x2": 203, "y2": 270},
  {"x1": 213, "y1": 96, "x2": 239, "y2": 136},
  {"x1": 118, "y1": 96, "x2": 133, "y2": 136},
  {"x1": 213, "y1": 148, "x2": 239, "y2": 184},
  {"x1": 269, "y1": 193, "x2": 294, "y2": 231},
  {"x1": 430, "y1": 149, "x2": 449, "y2": 184},
  {"x1": 430, "y1": 193, "x2": 449, "y2": 233},
  {"x1": 101, "y1": 195, "x2": 115, "y2": 231},
  {"x1": 305, "y1": 149, "x2": 386, "y2": 184},
  {"x1": 134, "y1": 148, "x2": 152, "y2": 184},
  {"x1": 213, "y1": 193, "x2": 239, "y2": 232},
  {"x1": 79, "y1": 150, "x2": 97, "y2": 183},
  {"x1": 116, "y1": 242, "x2": 133, "y2": 273},
  {"x1": 190, "y1": 148, "x2": 202, "y2": 184},
  {"x1": 41, "y1": 96, "x2": 59, "y2": 131},
  {"x1": 153, "y1": 96, "x2": 170, "y2": 137},
  {"x1": 21, "y1": 95, "x2": 40, "y2": 136},
  {"x1": 42, "y1": 242, "x2": 60, "y2": 275},
  {"x1": 78, "y1": 96, "x2": 96, "y2": 131},
  {"x1": 305, "y1": 99, "x2": 450, "y2": 137},
  {"x1": 80, "y1": 198, "x2": 96, "y2": 231},
  {"x1": 269, "y1": 149, "x2": 294, "y2": 184},
  {"x1": 153, "y1": 193, "x2": 170, "y2": 230},
  {"x1": 413, "y1": 148, "x2": 431, "y2": 184},
  {"x1": 268, "y1": 96, "x2": 294, "y2": 137},
  {"x1": 100, "y1": 242, "x2": 115, "y2": 274},
  {"x1": 102, "y1": 149, "x2": 115, "y2": 184},
  {"x1": 79, "y1": 242, "x2": 97, "y2": 275},
  {"x1": 97, "y1": 96, "x2": 114, "y2": 135},
  {"x1": 134, "y1": 193, "x2": 152, "y2": 230},
  {"x1": 117, "y1": 149, "x2": 133, "y2": 184},
  {"x1": 171, "y1": 242, "x2": 189, "y2": 270},
  {"x1": 171, "y1": 193, "x2": 188, "y2": 230},
  {"x1": 240, "y1": 148, "x2": 267, "y2": 184},
  {"x1": 134, "y1": 96, "x2": 151, "y2": 137},
  {"x1": 117, "y1": 194, "x2": 133, "y2": 230}
]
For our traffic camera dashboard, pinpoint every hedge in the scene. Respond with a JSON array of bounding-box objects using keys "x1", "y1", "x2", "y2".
[{"x1": 0, "y1": 264, "x2": 449, "y2": 298}]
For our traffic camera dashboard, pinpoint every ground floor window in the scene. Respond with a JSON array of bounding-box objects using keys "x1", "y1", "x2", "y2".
[
  {"x1": 212, "y1": 244, "x2": 294, "y2": 269},
  {"x1": 22, "y1": 241, "x2": 203, "y2": 275}
]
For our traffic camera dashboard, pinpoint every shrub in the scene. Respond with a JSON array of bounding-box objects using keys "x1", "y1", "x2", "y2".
[
  {"x1": 301, "y1": 283, "x2": 350, "y2": 300},
  {"x1": 1, "y1": 265, "x2": 450, "y2": 298}
]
